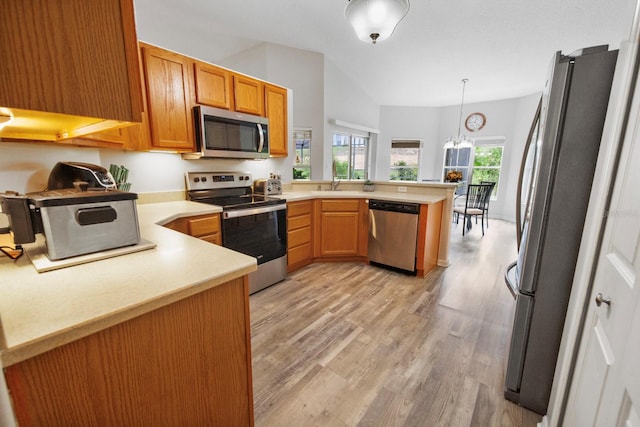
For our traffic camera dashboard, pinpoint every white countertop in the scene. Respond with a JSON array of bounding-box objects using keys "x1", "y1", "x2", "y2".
[
  {"x1": 274, "y1": 190, "x2": 447, "y2": 204},
  {"x1": 0, "y1": 192, "x2": 450, "y2": 367},
  {"x1": 0, "y1": 201, "x2": 256, "y2": 367}
]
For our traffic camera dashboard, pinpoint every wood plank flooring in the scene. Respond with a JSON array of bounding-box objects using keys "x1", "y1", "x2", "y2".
[{"x1": 249, "y1": 219, "x2": 542, "y2": 426}]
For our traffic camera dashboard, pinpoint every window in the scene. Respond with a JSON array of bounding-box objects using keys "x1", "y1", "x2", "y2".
[
  {"x1": 390, "y1": 139, "x2": 420, "y2": 181},
  {"x1": 443, "y1": 139, "x2": 505, "y2": 197},
  {"x1": 471, "y1": 145, "x2": 503, "y2": 197},
  {"x1": 293, "y1": 129, "x2": 311, "y2": 180},
  {"x1": 333, "y1": 132, "x2": 369, "y2": 180},
  {"x1": 443, "y1": 146, "x2": 473, "y2": 184}
]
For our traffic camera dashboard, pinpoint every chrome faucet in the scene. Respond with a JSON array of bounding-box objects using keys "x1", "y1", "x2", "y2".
[
  {"x1": 331, "y1": 177, "x2": 341, "y2": 191},
  {"x1": 331, "y1": 160, "x2": 341, "y2": 191}
]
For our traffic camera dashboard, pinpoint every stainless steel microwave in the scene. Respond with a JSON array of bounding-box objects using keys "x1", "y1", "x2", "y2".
[{"x1": 189, "y1": 105, "x2": 270, "y2": 159}]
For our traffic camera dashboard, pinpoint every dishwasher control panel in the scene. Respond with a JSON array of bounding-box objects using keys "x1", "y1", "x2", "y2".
[{"x1": 368, "y1": 199, "x2": 420, "y2": 214}]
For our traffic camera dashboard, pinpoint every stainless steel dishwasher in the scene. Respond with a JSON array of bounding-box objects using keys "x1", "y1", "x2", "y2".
[{"x1": 368, "y1": 199, "x2": 420, "y2": 273}]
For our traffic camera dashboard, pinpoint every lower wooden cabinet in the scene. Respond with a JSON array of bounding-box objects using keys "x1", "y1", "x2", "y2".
[
  {"x1": 4, "y1": 277, "x2": 254, "y2": 426},
  {"x1": 287, "y1": 200, "x2": 313, "y2": 272},
  {"x1": 163, "y1": 213, "x2": 221, "y2": 245},
  {"x1": 313, "y1": 199, "x2": 368, "y2": 260},
  {"x1": 416, "y1": 201, "x2": 443, "y2": 277}
]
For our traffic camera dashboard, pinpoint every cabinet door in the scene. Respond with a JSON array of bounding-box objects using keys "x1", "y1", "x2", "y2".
[
  {"x1": 4, "y1": 278, "x2": 253, "y2": 425},
  {"x1": 162, "y1": 214, "x2": 221, "y2": 246},
  {"x1": 194, "y1": 62, "x2": 232, "y2": 109},
  {"x1": 319, "y1": 211, "x2": 360, "y2": 256},
  {"x1": 317, "y1": 199, "x2": 360, "y2": 257},
  {"x1": 71, "y1": 125, "x2": 131, "y2": 149},
  {"x1": 0, "y1": 0, "x2": 143, "y2": 128},
  {"x1": 265, "y1": 84, "x2": 288, "y2": 157},
  {"x1": 233, "y1": 75, "x2": 264, "y2": 116},
  {"x1": 141, "y1": 44, "x2": 195, "y2": 151}
]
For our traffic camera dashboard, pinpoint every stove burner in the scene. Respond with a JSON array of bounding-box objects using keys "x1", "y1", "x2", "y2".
[
  {"x1": 185, "y1": 171, "x2": 285, "y2": 211},
  {"x1": 192, "y1": 194, "x2": 285, "y2": 211}
]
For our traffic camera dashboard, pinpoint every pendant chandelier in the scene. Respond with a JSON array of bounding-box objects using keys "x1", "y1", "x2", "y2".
[
  {"x1": 443, "y1": 78, "x2": 474, "y2": 149},
  {"x1": 345, "y1": 0, "x2": 410, "y2": 44}
]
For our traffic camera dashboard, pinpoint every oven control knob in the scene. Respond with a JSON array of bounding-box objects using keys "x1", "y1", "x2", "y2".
[
  {"x1": 244, "y1": 175, "x2": 250, "y2": 181},
  {"x1": 201, "y1": 177, "x2": 207, "y2": 182},
  {"x1": 194, "y1": 177, "x2": 200, "y2": 183}
]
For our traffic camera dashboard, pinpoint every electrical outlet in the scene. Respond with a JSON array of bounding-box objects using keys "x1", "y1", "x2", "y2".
[{"x1": 397, "y1": 186, "x2": 407, "y2": 193}]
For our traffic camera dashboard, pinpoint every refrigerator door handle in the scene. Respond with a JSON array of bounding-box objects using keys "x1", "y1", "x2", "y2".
[
  {"x1": 505, "y1": 260, "x2": 519, "y2": 299},
  {"x1": 516, "y1": 97, "x2": 542, "y2": 249}
]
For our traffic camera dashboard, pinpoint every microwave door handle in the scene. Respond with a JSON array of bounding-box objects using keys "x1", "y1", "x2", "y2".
[{"x1": 256, "y1": 123, "x2": 265, "y2": 153}]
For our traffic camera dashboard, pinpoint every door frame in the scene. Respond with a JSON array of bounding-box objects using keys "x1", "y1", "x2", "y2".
[{"x1": 542, "y1": 4, "x2": 640, "y2": 426}]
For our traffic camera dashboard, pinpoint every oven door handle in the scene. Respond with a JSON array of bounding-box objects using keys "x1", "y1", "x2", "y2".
[{"x1": 223, "y1": 203, "x2": 286, "y2": 219}]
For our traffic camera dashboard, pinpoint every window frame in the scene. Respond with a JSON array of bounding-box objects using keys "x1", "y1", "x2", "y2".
[
  {"x1": 442, "y1": 137, "x2": 505, "y2": 198},
  {"x1": 332, "y1": 132, "x2": 370, "y2": 181},
  {"x1": 293, "y1": 128, "x2": 312, "y2": 180},
  {"x1": 390, "y1": 139, "x2": 421, "y2": 182}
]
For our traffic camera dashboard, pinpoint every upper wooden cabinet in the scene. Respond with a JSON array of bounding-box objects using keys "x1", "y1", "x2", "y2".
[
  {"x1": 0, "y1": 0, "x2": 143, "y2": 141},
  {"x1": 140, "y1": 43, "x2": 196, "y2": 152},
  {"x1": 265, "y1": 84, "x2": 288, "y2": 157},
  {"x1": 194, "y1": 62, "x2": 233, "y2": 110},
  {"x1": 233, "y1": 75, "x2": 265, "y2": 116}
]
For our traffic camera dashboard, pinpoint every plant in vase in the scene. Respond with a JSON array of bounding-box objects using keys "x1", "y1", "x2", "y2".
[
  {"x1": 363, "y1": 179, "x2": 375, "y2": 192},
  {"x1": 445, "y1": 170, "x2": 463, "y2": 182}
]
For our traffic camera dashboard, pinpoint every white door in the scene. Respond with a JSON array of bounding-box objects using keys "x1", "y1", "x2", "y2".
[{"x1": 563, "y1": 52, "x2": 640, "y2": 425}]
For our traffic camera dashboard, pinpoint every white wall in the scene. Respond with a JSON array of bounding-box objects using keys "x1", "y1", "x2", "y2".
[
  {"x1": 222, "y1": 43, "x2": 326, "y2": 181},
  {"x1": 377, "y1": 92, "x2": 541, "y2": 222},
  {"x1": 0, "y1": 33, "x2": 540, "y2": 218},
  {"x1": 0, "y1": 142, "x2": 288, "y2": 195},
  {"x1": 378, "y1": 106, "x2": 442, "y2": 181},
  {"x1": 323, "y1": 58, "x2": 381, "y2": 180}
]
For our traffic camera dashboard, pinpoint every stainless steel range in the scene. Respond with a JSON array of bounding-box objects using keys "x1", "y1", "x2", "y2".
[{"x1": 186, "y1": 171, "x2": 287, "y2": 294}]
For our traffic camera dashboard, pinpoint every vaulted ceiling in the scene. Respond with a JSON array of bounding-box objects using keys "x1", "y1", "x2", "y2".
[{"x1": 133, "y1": 0, "x2": 636, "y2": 107}]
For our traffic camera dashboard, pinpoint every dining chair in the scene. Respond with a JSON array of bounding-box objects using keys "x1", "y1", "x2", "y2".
[
  {"x1": 453, "y1": 183, "x2": 494, "y2": 236},
  {"x1": 480, "y1": 180, "x2": 496, "y2": 229}
]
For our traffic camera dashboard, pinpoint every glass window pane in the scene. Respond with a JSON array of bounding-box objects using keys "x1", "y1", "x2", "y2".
[
  {"x1": 332, "y1": 132, "x2": 368, "y2": 180},
  {"x1": 471, "y1": 145, "x2": 504, "y2": 197},
  {"x1": 390, "y1": 143, "x2": 419, "y2": 181},
  {"x1": 293, "y1": 129, "x2": 311, "y2": 180},
  {"x1": 474, "y1": 146, "x2": 503, "y2": 167}
]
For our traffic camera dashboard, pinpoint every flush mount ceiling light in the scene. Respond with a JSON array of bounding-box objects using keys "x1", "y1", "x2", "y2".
[
  {"x1": 345, "y1": 0, "x2": 410, "y2": 44},
  {"x1": 444, "y1": 78, "x2": 475, "y2": 149}
]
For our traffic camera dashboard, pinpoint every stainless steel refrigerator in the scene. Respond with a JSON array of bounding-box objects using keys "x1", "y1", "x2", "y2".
[{"x1": 504, "y1": 46, "x2": 618, "y2": 415}]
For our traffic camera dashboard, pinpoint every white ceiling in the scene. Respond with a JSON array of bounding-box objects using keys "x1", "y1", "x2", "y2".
[{"x1": 133, "y1": 0, "x2": 636, "y2": 107}]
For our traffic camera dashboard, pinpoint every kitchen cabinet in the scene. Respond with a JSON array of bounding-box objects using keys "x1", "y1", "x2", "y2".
[
  {"x1": 4, "y1": 277, "x2": 254, "y2": 425},
  {"x1": 265, "y1": 84, "x2": 288, "y2": 157},
  {"x1": 163, "y1": 213, "x2": 222, "y2": 245},
  {"x1": 67, "y1": 125, "x2": 134, "y2": 150},
  {"x1": 0, "y1": 0, "x2": 143, "y2": 141},
  {"x1": 314, "y1": 199, "x2": 368, "y2": 260},
  {"x1": 287, "y1": 201, "x2": 313, "y2": 272},
  {"x1": 416, "y1": 201, "x2": 443, "y2": 277},
  {"x1": 194, "y1": 61, "x2": 233, "y2": 110},
  {"x1": 233, "y1": 75, "x2": 265, "y2": 116},
  {"x1": 140, "y1": 43, "x2": 196, "y2": 152}
]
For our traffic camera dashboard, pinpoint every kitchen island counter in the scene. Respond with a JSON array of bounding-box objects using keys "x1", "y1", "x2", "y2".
[
  {"x1": 275, "y1": 182, "x2": 457, "y2": 268},
  {"x1": 276, "y1": 190, "x2": 447, "y2": 204},
  {"x1": 0, "y1": 200, "x2": 256, "y2": 367}
]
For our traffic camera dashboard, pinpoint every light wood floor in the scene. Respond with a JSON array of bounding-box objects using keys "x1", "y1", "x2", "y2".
[{"x1": 249, "y1": 219, "x2": 543, "y2": 426}]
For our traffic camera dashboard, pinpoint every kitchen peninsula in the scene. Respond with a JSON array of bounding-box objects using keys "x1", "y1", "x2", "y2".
[
  {"x1": 281, "y1": 180, "x2": 458, "y2": 270},
  {"x1": 0, "y1": 201, "x2": 257, "y2": 425}
]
